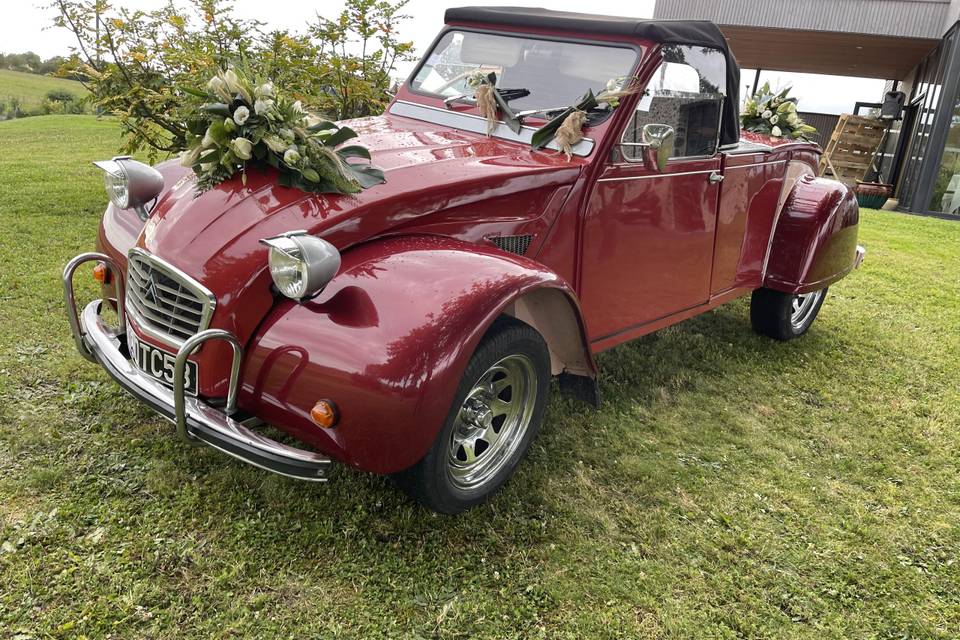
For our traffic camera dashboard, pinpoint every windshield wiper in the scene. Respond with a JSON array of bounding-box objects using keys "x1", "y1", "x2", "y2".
[{"x1": 443, "y1": 87, "x2": 530, "y2": 110}]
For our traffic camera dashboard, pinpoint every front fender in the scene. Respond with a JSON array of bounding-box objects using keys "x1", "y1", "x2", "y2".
[
  {"x1": 237, "y1": 235, "x2": 593, "y2": 474},
  {"x1": 763, "y1": 176, "x2": 861, "y2": 294}
]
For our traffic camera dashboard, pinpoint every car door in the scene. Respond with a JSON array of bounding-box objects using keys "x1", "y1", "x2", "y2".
[{"x1": 580, "y1": 45, "x2": 728, "y2": 342}]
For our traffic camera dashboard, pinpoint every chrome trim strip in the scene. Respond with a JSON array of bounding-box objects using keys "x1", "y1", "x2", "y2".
[
  {"x1": 126, "y1": 248, "x2": 216, "y2": 349},
  {"x1": 389, "y1": 100, "x2": 595, "y2": 157},
  {"x1": 724, "y1": 160, "x2": 787, "y2": 170},
  {"x1": 761, "y1": 204, "x2": 786, "y2": 280},
  {"x1": 74, "y1": 300, "x2": 331, "y2": 481},
  {"x1": 596, "y1": 169, "x2": 715, "y2": 182},
  {"x1": 725, "y1": 141, "x2": 775, "y2": 154}
]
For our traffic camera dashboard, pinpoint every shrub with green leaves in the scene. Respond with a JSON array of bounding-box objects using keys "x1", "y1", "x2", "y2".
[
  {"x1": 45, "y1": 89, "x2": 76, "y2": 103},
  {"x1": 52, "y1": 0, "x2": 414, "y2": 160},
  {"x1": 179, "y1": 68, "x2": 385, "y2": 195}
]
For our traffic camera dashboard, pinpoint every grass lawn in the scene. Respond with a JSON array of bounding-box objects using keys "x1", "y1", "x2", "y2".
[
  {"x1": 0, "y1": 69, "x2": 86, "y2": 110},
  {"x1": 1, "y1": 115, "x2": 958, "y2": 638}
]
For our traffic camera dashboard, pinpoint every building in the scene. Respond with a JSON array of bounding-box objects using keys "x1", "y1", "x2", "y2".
[{"x1": 653, "y1": 0, "x2": 960, "y2": 216}]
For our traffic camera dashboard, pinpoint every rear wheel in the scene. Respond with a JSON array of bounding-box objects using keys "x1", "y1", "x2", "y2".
[
  {"x1": 393, "y1": 320, "x2": 550, "y2": 514},
  {"x1": 750, "y1": 287, "x2": 827, "y2": 341}
]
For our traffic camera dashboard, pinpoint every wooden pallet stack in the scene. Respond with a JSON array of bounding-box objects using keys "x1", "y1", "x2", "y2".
[{"x1": 818, "y1": 114, "x2": 888, "y2": 186}]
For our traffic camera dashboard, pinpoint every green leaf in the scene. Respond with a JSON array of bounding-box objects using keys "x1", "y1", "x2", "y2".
[
  {"x1": 200, "y1": 103, "x2": 232, "y2": 118},
  {"x1": 322, "y1": 126, "x2": 358, "y2": 148},
  {"x1": 208, "y1": 120, "x2": 229, "y2": 145},
  {"x1": 491, "y1": 89, "x2": 522, "y2": 134},
  {"x1": 337, "y1": 145, "x2": 371, "y2": 160},
  {"x1": 301, "y1": 167, "x2": 321, "y2": 182},
  {"x1": 307, "y1": 120, "x2": 339, "y2": 132},
  {"x1": 348, "y1": 164, "x2": 386, "y2": 188},
  {"x1": 531, "y1": 107, "x2": 575, "y2": 150},
  {"x1": 179, "y1": 86, "x2": 208, "y2": 98}
]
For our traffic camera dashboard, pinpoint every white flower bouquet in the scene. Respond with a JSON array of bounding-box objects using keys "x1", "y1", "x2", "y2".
[
  {"x1": 741, "y1": 83, "x2": 816, "y2": 140},
  {"x1": 179, "y1": 67, "x2": 385, "y2": 194}
]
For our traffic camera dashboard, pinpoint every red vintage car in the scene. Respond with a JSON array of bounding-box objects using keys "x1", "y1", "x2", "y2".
[{"x1": 64, "y1": 7, "x2": 865, "y2": 513}]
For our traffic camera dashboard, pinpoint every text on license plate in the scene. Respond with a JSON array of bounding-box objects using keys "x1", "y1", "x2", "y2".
[{"x1": 127, "y1": 331, "x2": 198, "y2": 396}]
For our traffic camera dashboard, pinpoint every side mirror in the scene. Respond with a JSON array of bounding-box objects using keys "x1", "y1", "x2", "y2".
[
  {"x1": 641, "y1": 123, "x2": 675, "y2": 172},
  {"x1": 615, "y1": 123, "x2": 676, "y2": 172}
]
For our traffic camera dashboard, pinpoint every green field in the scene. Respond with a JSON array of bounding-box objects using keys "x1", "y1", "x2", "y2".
[
  {"x1": 1, "y1": 115, "x2": 958, "y2": 638},
  {"x1": 0, "y1": 69, "x2": 86, "y2": 109}
]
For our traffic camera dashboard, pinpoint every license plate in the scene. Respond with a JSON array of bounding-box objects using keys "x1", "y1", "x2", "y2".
[{"x1": 127, "y1": 331, "x2": 198, "y2": 396}]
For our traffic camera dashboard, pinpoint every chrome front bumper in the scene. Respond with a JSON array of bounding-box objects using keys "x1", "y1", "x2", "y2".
[{"x1": 63, "y1": 253, "x2": 331, "y2": 481}]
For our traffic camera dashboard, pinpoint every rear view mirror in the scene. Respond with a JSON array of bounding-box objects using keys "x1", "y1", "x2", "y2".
[
  {"x1": 641, "y1": 123, "x2": 675, "y2": 171},
  {"x1": 616, "y1": 123, "x2": 675, "y2": 172}
]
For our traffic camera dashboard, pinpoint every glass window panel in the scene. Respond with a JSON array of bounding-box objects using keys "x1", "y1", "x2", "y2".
[
  {"x1": 621, "y1": 45, "x2": 726, "y2": 159},
  {"x1": 410, "y1": 30, "x2": 637, "y2": 112}
]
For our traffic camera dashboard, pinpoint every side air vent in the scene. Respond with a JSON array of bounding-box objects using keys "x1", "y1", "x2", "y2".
[{"x1": 490, "y1": 234, "x2": 533, "y2": 256}]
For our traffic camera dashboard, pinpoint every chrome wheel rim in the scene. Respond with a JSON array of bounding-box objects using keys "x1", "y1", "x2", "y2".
[
  {"x1": 447, "y1": 354, "x2": 538, "y2": 491},
  {"x1": 790, "y1": 289, "x2": 825, "y2": 330}
]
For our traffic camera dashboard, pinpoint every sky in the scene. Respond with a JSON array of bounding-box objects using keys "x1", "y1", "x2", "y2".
[{"x1": 7, "y1": 0, "x2": 885, "y2": 115}]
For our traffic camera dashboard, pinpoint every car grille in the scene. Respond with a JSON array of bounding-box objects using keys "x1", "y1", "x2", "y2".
[{"x1": 125, "y1": 250, "x2": 215, "y2": 344}]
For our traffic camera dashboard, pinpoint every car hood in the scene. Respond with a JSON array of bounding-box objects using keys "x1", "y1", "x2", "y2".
[{"x1": 133, "y1": 110, "x2": 581, "y2": 373}]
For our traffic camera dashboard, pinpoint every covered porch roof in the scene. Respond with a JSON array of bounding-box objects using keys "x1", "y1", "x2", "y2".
[
  {"x1": 653, "y1": 0, "x2": 955, "y2": 79},
  {"x1": 719, "y1": 27, "x2": 938, "y2": 79}
]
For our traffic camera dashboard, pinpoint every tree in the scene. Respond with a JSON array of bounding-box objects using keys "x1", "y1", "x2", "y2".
[
  {"x1": 51, "y1": 0, "x2": 414, "y2": 159},
  {"x1": 309, "y1": 0, "x2": 414, "y2": 120}
]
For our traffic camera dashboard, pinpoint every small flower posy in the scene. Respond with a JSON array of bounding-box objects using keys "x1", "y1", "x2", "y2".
[
  {"x1": 178, "y1": 67, "x2": 385, "y2": 195},
  {"x1": 741, "y1": 83, "x2": 816, "y2": 141}
]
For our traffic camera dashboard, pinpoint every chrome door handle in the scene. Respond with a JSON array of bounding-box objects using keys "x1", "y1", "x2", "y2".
[{"x1": 708, "y1": 171, "x2": 724, "y2": 184}]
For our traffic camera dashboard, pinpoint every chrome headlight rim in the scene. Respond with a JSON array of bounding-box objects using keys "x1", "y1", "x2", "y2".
[
  {"x1": 92, "y1": 156, "x2": 164, "y2": 219},
  {"x1": 260, "y1": 231, "x2": 341, "y2": 302}
]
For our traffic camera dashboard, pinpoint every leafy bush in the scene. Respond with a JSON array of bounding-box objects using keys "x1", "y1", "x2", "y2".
[
  {"x1": 45, "y1": 89, "x2": 76, "y2": 103},
  {"x1": 53, "y1": 0, "x2": 414, "y2": 160}
]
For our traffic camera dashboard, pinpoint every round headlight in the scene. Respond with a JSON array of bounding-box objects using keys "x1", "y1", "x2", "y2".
[
  {"x1": 260, "y1": 232, "x2": 341, "y2": 301},
  {"x1": 93, "y1": 157, "x2": 164, "y2": 217},
  {"x1": 103, "y1": 164, "x2": 130, "y2": 209}
]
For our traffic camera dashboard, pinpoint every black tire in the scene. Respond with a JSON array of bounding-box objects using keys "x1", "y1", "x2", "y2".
[
  {"x1": 393, "y1": 319, "x2": 551, "y2": 514},
  {"x1": 750, "y1": 287, "x2": 828, "y2": 341}
]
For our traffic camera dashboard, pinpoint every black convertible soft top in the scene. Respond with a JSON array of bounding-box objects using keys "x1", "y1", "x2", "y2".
[{"x1": 445, "y1": 6, "x2": 741, "y2": 148}]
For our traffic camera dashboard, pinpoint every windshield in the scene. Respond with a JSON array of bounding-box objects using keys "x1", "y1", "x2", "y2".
[{"x1": 410, "y1": 30, "x2": 638, "y2": 112}]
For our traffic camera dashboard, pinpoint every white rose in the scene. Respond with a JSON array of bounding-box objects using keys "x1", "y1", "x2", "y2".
[
  {"x1": 771, "y1": 126, "x2": 782, "y2": 137},
  {"x1": 762, "y1": 110, "x2": 773, "y2": 119},
  {"x1": 770, "y1": 114, "x2": 779, "y2": 124},
  {"x1": 283, "y1": 146, "x2": 301, "y2": 165},
  {"x1": 255, "y1": 81, "x2": 274, "y2": 98},
  {"x1": 233, "y1": 106, "x2": 250, "y2": 126},
  {"x1": 254, "y1": 98, "x2": 274, "y2": 116},
  {"x1": 230, "y1": 137, "x2": 253, "y2": 160},
  {"x1": 291, "y1": 100, "x2": 303, "y2": 114},
  {"x1": 201, "y1": 128, "x2": 216, "y2": 148}
]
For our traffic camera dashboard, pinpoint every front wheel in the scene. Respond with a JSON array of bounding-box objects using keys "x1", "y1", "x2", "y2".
[
  {"x1": 750, "y1": 287, "x2": 828, "y2": 341},
  {"x1": 393, "y1": 320, "x2": 550, "y2": 514}
]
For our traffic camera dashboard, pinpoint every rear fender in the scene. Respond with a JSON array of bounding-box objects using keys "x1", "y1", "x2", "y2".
[
  {"x1": 763, "y1": 175, "x2": 860, "y2": 294},
  {"x1": 238, "y1": 235, "x2": 595, "y2": 474}
]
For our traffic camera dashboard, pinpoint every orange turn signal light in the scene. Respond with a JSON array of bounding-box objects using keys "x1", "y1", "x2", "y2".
[
  {"x1": 310, "y1": 400, "x2": 339, "y2": 429},
  {"x1": 93, "y1": 261, "x2": 111, "y2": 284}
]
